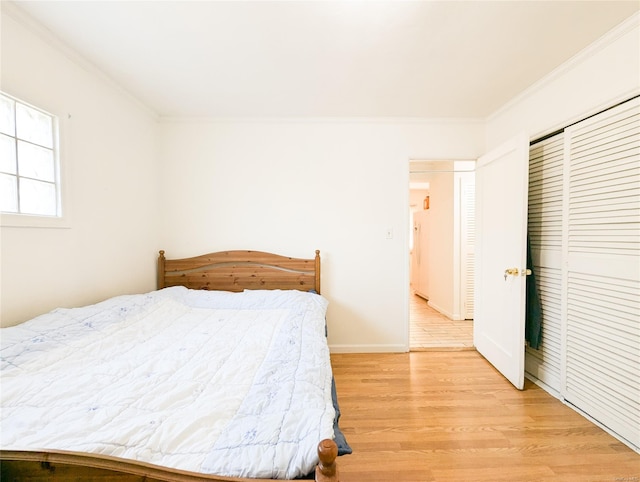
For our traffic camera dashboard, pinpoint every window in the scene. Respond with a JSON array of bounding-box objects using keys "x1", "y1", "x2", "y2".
[{"x1": 1, "y1": 93, "x2": 61, "y2": 218}]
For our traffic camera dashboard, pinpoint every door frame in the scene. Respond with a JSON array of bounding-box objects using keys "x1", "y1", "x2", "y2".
[{"x1": 407, "y1": 159, "x2": 476, "y2": 350}]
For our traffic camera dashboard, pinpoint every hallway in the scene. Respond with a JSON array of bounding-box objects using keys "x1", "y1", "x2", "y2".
[{"x1": 410, "y1": 293, "x2": 473, "y2": 350}]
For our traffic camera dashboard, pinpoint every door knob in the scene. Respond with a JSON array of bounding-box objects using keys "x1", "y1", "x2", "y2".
[{"x1": 503, "y1": 268, "x2": 532, "y2": 280}]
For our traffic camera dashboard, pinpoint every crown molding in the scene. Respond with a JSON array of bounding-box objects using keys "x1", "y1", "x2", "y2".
[{"x1": 157, "y1": 115, "x2": 485, "y2": 125}]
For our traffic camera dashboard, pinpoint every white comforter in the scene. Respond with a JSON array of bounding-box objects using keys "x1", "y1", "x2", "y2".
[{"x1": 0, "y1": 287, "x2": 335, "y2": 479}]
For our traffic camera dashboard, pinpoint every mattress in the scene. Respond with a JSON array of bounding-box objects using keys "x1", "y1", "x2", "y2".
[{"x1": 1, "y1": 287, "x2": 336, "y2": 479}]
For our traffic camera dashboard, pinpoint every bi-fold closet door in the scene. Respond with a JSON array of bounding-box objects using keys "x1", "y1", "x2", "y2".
[{"x1": 526, "y1": 96, "x2": 639, "y2": 451}]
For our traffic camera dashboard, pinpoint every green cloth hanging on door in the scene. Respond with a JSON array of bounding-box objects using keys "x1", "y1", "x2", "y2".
[{"x1": 525, "y1": 235, "x2": 543, "y2": 350}]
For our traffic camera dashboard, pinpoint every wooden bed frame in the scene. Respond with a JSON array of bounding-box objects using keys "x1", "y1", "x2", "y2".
[
  {"x1": 0, "y1": 249, "x2": 339, "y2": 482},
  {"x1": 158, "y1": 249, "x2": 321, "y2": 294}
]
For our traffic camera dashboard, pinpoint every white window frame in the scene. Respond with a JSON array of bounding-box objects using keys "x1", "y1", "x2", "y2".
[{"x1": 1, "y1": 92, "x2": 70, "y2": 228}]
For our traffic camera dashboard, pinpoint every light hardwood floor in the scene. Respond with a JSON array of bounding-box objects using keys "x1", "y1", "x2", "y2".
[
  {"x1": 410, "y1": 294, "x2": 473, "y2": 350},
  {"x1": 331, "y1": 351, "x2": 639, "y2": 482}
]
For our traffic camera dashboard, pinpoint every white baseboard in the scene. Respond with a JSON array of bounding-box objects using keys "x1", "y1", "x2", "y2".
[
  {"x1": 427, "y1": 300, "x2": 454, "y2": 320},
  {"x1": 329, "y1": 344, "x2": 408, "y2": 353}
]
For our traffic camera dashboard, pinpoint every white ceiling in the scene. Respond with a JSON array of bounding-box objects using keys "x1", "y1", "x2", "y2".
[{"x1": 8, "y1": 0, "x2": 639, "y2": 119}]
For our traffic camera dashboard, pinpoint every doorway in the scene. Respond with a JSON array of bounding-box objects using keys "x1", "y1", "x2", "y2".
[{"x1": 409, "y1": 160, "x2": 475, "y2": 351}]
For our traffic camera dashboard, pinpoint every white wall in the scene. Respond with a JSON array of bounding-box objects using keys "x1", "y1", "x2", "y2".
[
  {"x1": 424, "y1": 171, "x2": 454, "y2": 318},
  {"x1": 0, "y1": 8, "x2": 160, "y2": 326},
  {"x1": 158, "y1": 119, "x2": 484, "y2": 352},
  {"x1": 487, "y1": 13, "x2": 640, "y2": 147},
  {"x1": 2, "y1": 6, "x2": 634, "y2": 350}
]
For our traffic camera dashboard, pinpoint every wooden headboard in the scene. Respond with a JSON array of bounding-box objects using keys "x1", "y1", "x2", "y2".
[{"x1": 158, "y1": 249, "x2": 321, "y2": 294}]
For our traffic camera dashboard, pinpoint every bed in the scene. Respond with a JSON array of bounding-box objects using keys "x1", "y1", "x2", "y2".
[{"x1": 0, "y1": 249, "x2": 349, "y2": 482}]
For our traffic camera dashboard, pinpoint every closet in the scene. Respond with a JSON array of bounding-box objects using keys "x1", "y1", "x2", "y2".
[{"x1": 526, "y1": 96, "x2": 639, "y2": 451}]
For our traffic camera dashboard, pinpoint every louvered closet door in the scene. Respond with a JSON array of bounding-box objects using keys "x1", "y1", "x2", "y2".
[
  {"x1": 526, "y1": 133, "x2": 564, "y2": 393},
  {"x1": 461, "y1": 175, "x2": 475, "y2": 320},
  {"x1": 563, "y1": 97, "x2": 640, "y2": 449}
]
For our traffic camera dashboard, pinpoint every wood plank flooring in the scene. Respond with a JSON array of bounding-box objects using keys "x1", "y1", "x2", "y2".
[
  {"x1": 331, "y1": 351, "x2": 639, "y2": 482},
  {"x1": 410, "y1": 294, "x2": 473, "y2": 351}
]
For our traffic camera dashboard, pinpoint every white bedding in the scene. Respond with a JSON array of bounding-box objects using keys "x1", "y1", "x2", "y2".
[{"x1": 0, "y1": 287, "x2": 335, "y2": 479}]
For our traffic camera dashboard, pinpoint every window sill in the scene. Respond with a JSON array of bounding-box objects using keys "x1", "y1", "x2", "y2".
[{"x1": 1, "y1": 213, "x2": 70, "y2": 229}]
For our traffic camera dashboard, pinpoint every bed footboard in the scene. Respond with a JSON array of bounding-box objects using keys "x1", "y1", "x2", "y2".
[
  {"x1": 316, "y1": 439, "x2": 339, "y2": 482},
  {"x1": 0, "y1": 439, "x2": 339, "y2": 482}
]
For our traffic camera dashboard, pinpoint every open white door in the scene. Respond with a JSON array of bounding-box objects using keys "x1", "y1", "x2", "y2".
[{"x1": 474, "y1": 133, "x2": 529, "y2": 390}]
